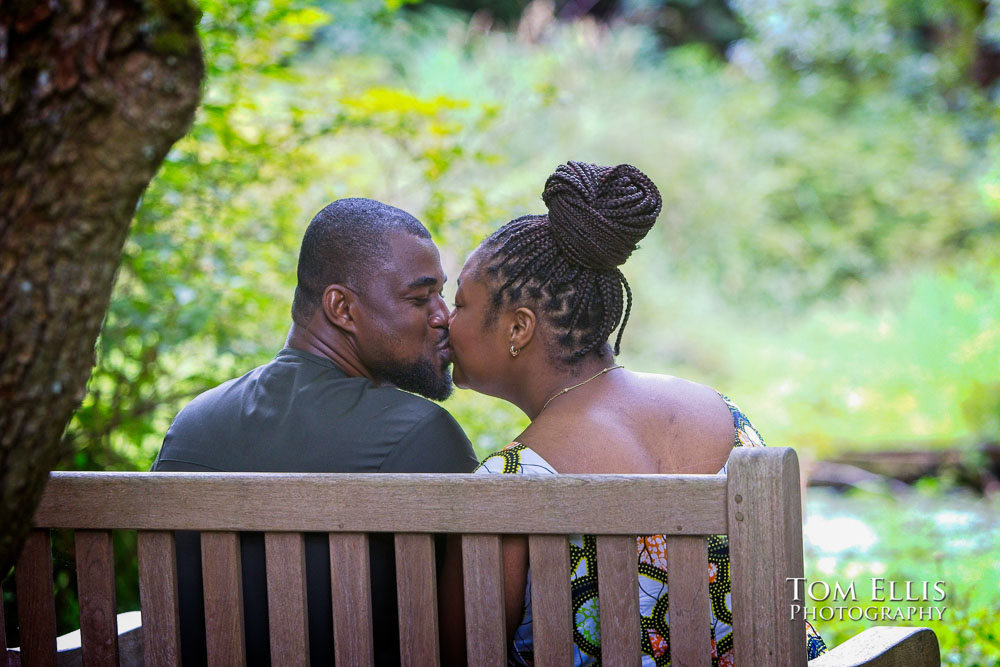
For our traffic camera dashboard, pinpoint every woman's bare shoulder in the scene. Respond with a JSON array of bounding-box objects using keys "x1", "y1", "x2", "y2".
[
  {"x1": 626, "y1": 372, "x2": 737, "y2": 468},
  {"x1": 515, "y1": 371, "x2": 737, "y2": 473},
  {"x1": 629, "y1": 371, "x2": 729, "y2": 414}
]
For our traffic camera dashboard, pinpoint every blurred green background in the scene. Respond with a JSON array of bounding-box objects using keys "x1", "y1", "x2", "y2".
[{"x1": 5, "y1": 0, "x2": 1000, "y2": 663}]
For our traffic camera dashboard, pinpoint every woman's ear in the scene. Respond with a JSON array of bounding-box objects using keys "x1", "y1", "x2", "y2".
[
  {"x1": 509, "y1": 307, "x2": 537, "y2": 351},
  {"x1": 322, "y1": 284, "x2": 357, "y2": 333}
]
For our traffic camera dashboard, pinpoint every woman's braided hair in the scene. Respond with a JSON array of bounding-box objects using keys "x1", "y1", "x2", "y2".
[{"x1": 478, "y1": 161, "x2": 661, "y2": 363}]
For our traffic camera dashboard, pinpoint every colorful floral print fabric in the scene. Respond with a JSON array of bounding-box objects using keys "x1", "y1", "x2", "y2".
[{"x1": 475, "y1": 394, "x2": 828, "y2": 666}]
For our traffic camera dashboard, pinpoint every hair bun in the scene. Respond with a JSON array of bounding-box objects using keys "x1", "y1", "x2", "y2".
[{"x1": 541, "y1": 161, "x2": 661, "y2": 271}]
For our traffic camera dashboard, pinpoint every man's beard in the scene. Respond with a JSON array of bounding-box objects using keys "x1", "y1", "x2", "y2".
[{"x1": 369, "y1": 354, "x2": 453, "y2": 401}]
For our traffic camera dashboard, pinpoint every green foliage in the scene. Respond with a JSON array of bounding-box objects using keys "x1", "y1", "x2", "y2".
[
  {"x1": 417, "y1": 0, "x2": 745, "y2": 52},
  {"x1": 625, "y1": 267, "x2": 1000, "y2": 456},
  {"x1": 732, "y1": 0, "x2": 996, "y2": 98},
  {"x1": 447, "y1": 391, "x2": 530, "y2": 458},
  {"x1": 804, "y1": 486, "x2": 1000, "y2": 665}
]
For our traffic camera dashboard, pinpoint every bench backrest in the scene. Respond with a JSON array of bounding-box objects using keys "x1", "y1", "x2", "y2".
[{"x1": 4, "y1": 447, "x2": 807, "y2": 666}]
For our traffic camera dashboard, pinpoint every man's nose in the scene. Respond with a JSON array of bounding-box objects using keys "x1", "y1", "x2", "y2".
[{"x1": 429, "y1": 295, "x2": 450, "y2": 328}]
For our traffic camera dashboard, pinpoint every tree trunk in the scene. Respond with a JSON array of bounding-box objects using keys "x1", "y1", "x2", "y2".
[{"x1": 0, "y1": 0, "x2": 203, "y2": 573}]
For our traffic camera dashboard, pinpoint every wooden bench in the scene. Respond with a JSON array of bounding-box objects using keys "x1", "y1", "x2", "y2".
[{"x1": 3, "y1": 447, "x2": 940, "y2": 666}]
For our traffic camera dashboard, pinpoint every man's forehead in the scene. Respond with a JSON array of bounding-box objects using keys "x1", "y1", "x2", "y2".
[{"x1": 383, "y1": 231, "x2": 445, "y2": 287}]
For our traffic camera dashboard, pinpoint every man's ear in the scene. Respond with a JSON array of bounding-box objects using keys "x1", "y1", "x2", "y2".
[
  {"x1": 322, "y1": 284, "x2": 358, "y2": 334},
  {"x1": 509, "y1": 306, "x2": 537, "y2": 351}
]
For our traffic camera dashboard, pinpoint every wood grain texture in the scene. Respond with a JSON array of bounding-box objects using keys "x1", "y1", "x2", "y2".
[
  {"x1": 727, "y1": 447, "x2": 807, "y2": 666},
  {"x1": 462, "y1": 534, "x2": 506, "y2": 667},
  {"x1": 664, "y1": 536, "x2": 711, "y2": 667},
  {"x1": 394, "y1": 533, "x2": 439, "y2": 667},
  {"x1": 75, "y1": 530, "x2": 119, "y2": 666},
  {"x1": 329, "y1": 533, "x2": 373, "y2": 667},
  {"x1": 807, "y1": 626, "x2": 940, "y2": 667},
  {"x1": 15, "y1": 530, "x2": 57, "y2": 667},
  {"x1": 528, "y1": 535, "x2": 573, "y2": 667},
  {"x1": 33, "y1": 472, "x2": 727, "y2": 535},
  {"x1": 264, "y1": 532, "x2": 309, "y2": 666},
  {"x1": 137, "y1": 531, "x2": 180, "y2": 667},
  {"x1": 201, "y1": 532, "x2": 246, "y2": 665},
  {"x1": 596, "y1": 535, "x2": 640, "y2": 666},
  {"x1": 19, "y1": 451, "x2": 940, "y2": 667}
]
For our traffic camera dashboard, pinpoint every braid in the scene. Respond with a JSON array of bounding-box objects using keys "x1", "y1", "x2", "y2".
[
  {"x1": 479, "y1": 162, "x2": 660, "y2": 364},
  {"x1": 613, "y1": 270, "x2": 633, "y2": 356},
  {"x1": 565, "y1": 277, "x2": 595, "y2": 337},
  {"x1": 597, "y1": 273, "x2": 624, "y2": 354}
]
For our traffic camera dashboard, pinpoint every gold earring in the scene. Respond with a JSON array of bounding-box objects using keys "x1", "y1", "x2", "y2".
[{"x1": 510, "y1": 345, "x2": 519, "y2": 358}]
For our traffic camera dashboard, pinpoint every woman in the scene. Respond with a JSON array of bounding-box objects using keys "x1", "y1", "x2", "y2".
[{"x1": 440, "y1": 161, "x2": 827, "y2": 665}]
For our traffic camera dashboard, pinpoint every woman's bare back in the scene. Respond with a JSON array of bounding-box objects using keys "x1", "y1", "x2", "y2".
[{"x1": 516, "y1": 370, "x2": 736, "y2": 475}]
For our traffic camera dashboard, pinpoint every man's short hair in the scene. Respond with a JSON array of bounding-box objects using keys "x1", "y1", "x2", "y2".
[{"x1": 292, "y1": 198, "x2": 431, "y2": 324}]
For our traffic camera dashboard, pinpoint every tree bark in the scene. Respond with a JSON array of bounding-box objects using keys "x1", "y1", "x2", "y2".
[{"x1": 0, "y1": 0, "x2": 203, "y2": 573}]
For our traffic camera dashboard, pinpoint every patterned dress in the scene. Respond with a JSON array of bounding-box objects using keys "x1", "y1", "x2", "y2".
[{"x1": 475, "y1": 394, "x2": 828, "y2": 666}]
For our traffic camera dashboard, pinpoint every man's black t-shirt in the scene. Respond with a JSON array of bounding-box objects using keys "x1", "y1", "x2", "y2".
[{"x1": 152, "y1": 348, "x2": 478, "y2": 665}]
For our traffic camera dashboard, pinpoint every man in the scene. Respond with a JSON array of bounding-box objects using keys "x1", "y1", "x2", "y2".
[{"x1": 152, "y1": 198, "x2": 478, "y2": 665}]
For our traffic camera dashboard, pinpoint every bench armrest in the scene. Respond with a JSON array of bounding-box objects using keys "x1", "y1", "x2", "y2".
[{"x1": 807, "y1": 626, "x2": 940, "y2": 667}]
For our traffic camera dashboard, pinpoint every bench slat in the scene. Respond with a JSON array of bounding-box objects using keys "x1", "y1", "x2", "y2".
[
  {"x1": 201, "y1": 532, "x2": 246, "y2": 665},
  {"x1": 137, "y1": 531, "x2": 181, "y2": 666},
  {"x1": 394, "y1": 533, "x2": 439, "y2": 667},
  {"x1": 15, "y1": 530, "x2": 57, "y2": 667},
  {"x1": 75, "y1": 530, "x2": 119, "y2": 665},
  {"x1": 664, "y1": 536, "x2": 711, "y2": 667},
  {"x1": 727, "y1": 448, "x2": 807, "y2": 665},
  {"x1": 264, "y1": 532, "x2": 309, "y2": 666},
  {"x1": 462, "y1": 534, "x2": 506, "y2": 666},
  {"x1": 329, "y1": 533, "x2": 374, "y2": 667},
  {"x1": 596, "y1": 535, "x2": 640, "y2": 666},
  {"x1": 33, "y1": 473, "x2": 727, "y2": 535},
  {"x1": 528, "y1": 535, "x2": 573, "y2": 667}
]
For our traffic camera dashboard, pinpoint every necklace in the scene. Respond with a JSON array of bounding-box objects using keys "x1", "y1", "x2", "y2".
[{"x1": 540, "y1": 364, "x2": 623, "y2": 413}]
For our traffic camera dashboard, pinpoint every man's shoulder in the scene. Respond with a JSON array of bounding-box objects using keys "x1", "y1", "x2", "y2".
[
  {"x1": 366, "y1": 384, "x2": 451, "y2": 419},
  {"x1": 353, "y1": 384, "x2": 469, "y2": 442},
  {"x1": 373, "y1": 390, "x2": 477, "y2": 473},
  {"x1": 171, "y1": 350, "x2": 316, "y2": 420},
  {"x1": 180, "y1": 374, "x2": 243, "y2": 410},
  {"x1": 168, "y1": 364, "x2": 262, "y2": 423},
  {"x1": 153, "y1": 362, "x2": 274, "y2": 470}
]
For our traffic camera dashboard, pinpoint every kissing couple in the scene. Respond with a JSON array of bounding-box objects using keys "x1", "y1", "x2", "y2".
[{"x1": 153, "y1": 161, "x2": 827, "y2": 664}]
